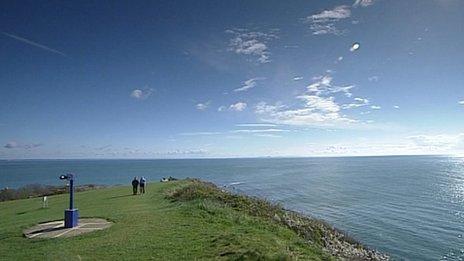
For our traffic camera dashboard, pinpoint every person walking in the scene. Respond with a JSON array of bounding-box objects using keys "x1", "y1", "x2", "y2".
[
  {"x1": 139, "y1": 176, "x2": 146, "y2": 194},
  {"x1": 131, "y1": 177, "x2": 139, "y2": 195}
]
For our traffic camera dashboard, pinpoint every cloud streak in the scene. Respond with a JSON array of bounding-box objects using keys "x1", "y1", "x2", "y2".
[
  {"x1": 409, "y1": 133, "x2": 464, "y2": 150},
  {"x1": 196, "y1": 101, "x2": 211, "y2": 111},
  {"x1": 303, "y1": 5, "x2": 351, "y2": 35},
  {"x1": 229, "y1": 102, "x2": 247, "y2": 111},
  {"x1": 130, "y1": 88, "x2": 154, "y2": 100},
  {"x1": 306, "y1": 75, "x2": 354, "y2": 97},
  {"x1": 2, "y1": 32, "x2": 67, "y2": 57},
  {"x1": 235, "y1": 123, "x2": 277, "y2": 127},
  {"x1": 234, "y1": 77, "x2": 265, "y2": 92},
  {"x1": 226, "y1": 28, "x2": 278, "y2": 63},
  {"x1": 254, "y1": 73, "x2": 378, "y2": 128},
  {"x1": 353, "y1": 0, "x2": 376, "y2": 7},
  {"x1": 231, "y1": 128, "x2": 289, "y2": 133},
  {"x1": 179, "y1": 132, "x2": 221, "y2": 136}
]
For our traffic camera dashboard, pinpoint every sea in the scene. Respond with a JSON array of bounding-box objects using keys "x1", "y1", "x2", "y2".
[{"x1": 1, "y1": 155, "x2": 463, "y2": 260}]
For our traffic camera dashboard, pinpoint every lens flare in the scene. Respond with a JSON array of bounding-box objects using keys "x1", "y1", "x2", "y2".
[{"x1": 350, "y1": 42, "x2": 360, "y2": 52}]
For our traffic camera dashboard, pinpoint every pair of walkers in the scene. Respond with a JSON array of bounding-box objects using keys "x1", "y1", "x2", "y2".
[{"x1": 131, "y1": 176, "x2": 146, "y2": 195}]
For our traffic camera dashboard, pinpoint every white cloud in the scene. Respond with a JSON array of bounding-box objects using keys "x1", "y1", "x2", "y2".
[
  {"x1": 293, "y1": 76, "x2": 304, "y2": 81},
  {"x1": 229, "y1": 102, "x2": 247, "y2": 112},
  {"x1": 296, "y1": 95, "x2": 341, "y2": 113},
  {"x1": 179, "y1": 132, "x2": 221, "y2": 136},
  {"x1": 217, "y1": 106, "x2": 227, "y2": 112},
  {"x1": 307, "y1": 75, "x2": 354, "y2": 97},
  {"x1": 234, "y1": 77, "x2": 265, "y2": 92},
  {"x1": 304, "y1": 5, "x2": 351, "y2": 35},
  {"x1": 458, "y1": 100, "x2": 464, "y2": 105},
  {"x1": 254, "y1": 134, "x2": 282, "y2": 138},
  {"x1": 196, "y1": 101, "x2": 211, "y2": 111},
  {"x1": 368, "y1": 76, "x2": 379, "y2": 82},
  {"x1": 232, "y1": 129, "x2": 289, "y2": 133},
  {"x1": 253, "y1": 73, "x2": 380, "y2": 128},
  {"x1": 354, "y1": 97, "x2": 369, "y2": 103},
  {"x1": 309, "y1": 5, "x2": 351, "y2": 22},
  {"x1": 255, "y1": 101, "x2": 356, "y2": 127},
  {"x1": 370, "y1": 105, "x2": 381, "y2": 110},
  {"x1": 130, "y1": 88, "x2": 154, "y2": 100},
  {"x1": 226, "y1": 29, "x2": 278, "y2": 63},
  {"x1": 157, "y1": 149, "x2": 208, "y2": 156},
  {"x1": 235, "y1": 123, "x2": 277, "y2": 127},
  {"x1": 309, "y1": 23, "x2": 344, "y2": 35},
  {"x1": 393, "y1": 105, "x2": 400, "y2": 109},
  {"x1": 409, "y1": 133, "x2": 464, "y2": 150},
  {"x1": 353, "y1": 0, "x2": 376, "y2": 7},
  {"x1": 342, "y1": 97, "x2": 370, "y2": 109}
]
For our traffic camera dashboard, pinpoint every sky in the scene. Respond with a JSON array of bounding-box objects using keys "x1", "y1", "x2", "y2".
[{"x1": 1, "y1": 0, "x2": 464, "y2": 159}]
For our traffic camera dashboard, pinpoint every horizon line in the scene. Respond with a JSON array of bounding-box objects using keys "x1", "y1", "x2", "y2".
[{"x1": 0, "y1": 154, "x2": 451, "y2": 161}]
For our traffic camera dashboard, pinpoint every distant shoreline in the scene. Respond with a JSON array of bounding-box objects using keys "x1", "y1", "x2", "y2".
[{"x1": 0, "y1": 154, "x2": 449, "y2": 161}]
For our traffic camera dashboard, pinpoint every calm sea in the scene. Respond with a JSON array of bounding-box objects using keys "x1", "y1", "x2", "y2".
[{"x1": 1, "y1": 156, "x2": 463, "y2": 260}]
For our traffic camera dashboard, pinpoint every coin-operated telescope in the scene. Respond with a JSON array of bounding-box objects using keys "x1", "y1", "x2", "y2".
[{"x1": 59, "y1": 173, "x2": 79, "y2": 228}]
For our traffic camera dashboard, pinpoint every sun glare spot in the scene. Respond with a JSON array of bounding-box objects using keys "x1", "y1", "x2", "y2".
[{"x1": 350, "y1": 42, "x2": 360, "y2": 52}]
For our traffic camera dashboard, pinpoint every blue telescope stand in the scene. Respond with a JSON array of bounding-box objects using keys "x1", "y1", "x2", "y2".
[{"x1": 59, "y1": 173, "x2": 79, "y2": 228}]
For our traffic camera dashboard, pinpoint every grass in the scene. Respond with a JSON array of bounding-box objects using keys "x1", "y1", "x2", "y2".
[
  {"x1": 0, "y1": 179, "x2": 334, "y2": 260},
  {"x1": 0, "y1": 184, "x2": 103, "y2": 202}
]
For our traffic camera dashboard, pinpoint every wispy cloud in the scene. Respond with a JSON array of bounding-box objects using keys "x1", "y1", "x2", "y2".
[
  {"x1": 370, "y1": 105, "x2": 381, "y2": 110},
  {"x1": 254, "y1": 133, "x2": 282, "y2": 138},
  {"x1": 2, "y1": 32, "x2": 67, "y2": 57},
  {"x1": 254, "y1": 73, "x2": 378, "y2": 128},
  {"x1": 229, "y1": 102, "x2": 247, "y2": 112},
  {"x1": 179, "y1": 132, "x2": 221, "y2": 136},
  {"x1": 234, "y1": 77, "x2": 265, "y2": 92},
  {"x1": 293, "y1": 76, "x2": 304, "y2": 81},
  {"x1": 196, "y1": 101, "x2": 211, "y2": 110},
  {"x1": 235, "y1": 123, "x2": 277, "y2": 127},
  {"x1": 303, "y1": 5, "x2": 351, "y2": 35},
  {"x1": 393, "y1": 105, "x2": 400, "y2": 109},
  {"x1": 409, "y1": 133, "x2": 464, "y2": 150},
  {"x1": 458, "y1": 100, "x2": 464, "y2": 105},
  {"x1": 231, "y1": 128, "x2": 289, "y2": 133},
  {"x1": 226, "y1": 28, "x2": 278, "y2": 63},
  {"x1": 154, "y1": 149, "x2": 208, "y2": 156},
  {"x1": 255, "y1": 99, "x2": 356, "y2": 127},
  {"x1": 307, "y1": 75, "x2": 354, "y2": 97},
  {"x1": 368, "y1": 76, "x2": 379, "y2": 82},
  {"x1": 353, "y1": 0, "x2": 376, "y2": 7},
  {"x1": 342, "y1": 97, "x2": 370, "y2": 109},
  {"x1": 130, "y1": 88, "x2": 154, "y2": 100},
  {"x1": 4, "y1": 141, "x2": 42, "y2": 149}
]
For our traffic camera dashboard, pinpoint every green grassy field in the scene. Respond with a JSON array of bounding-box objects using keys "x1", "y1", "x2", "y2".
[{"x1": 0, "y1": 180, "x2": 333, "y2": 260}]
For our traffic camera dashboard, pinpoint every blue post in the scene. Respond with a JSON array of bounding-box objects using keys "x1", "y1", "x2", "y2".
[
  {"x1": 60, "y1": 173, "x2": 79, "y2": 228},
  {"x1": 69, "y1": 177, "x2": 74, "y2": 210}
]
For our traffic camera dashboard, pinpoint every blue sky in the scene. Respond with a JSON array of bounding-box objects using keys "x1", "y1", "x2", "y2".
[{"x1": 1, "y1": 0, "x2": 463, "y2": 159}]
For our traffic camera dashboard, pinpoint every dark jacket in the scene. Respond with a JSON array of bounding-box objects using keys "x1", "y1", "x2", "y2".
[{"x1": 132, "y1": 179, "x2": 139, "y2": 187}]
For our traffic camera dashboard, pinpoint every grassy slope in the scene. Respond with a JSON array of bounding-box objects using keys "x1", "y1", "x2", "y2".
[{"x1": 0, "y1": 180, "x2": 332, "y2": 260}]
